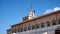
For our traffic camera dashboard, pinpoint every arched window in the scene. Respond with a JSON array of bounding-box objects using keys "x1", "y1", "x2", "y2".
[
  {"x1": 12, "y1": 29, "x2": 17, "y2": 33},
  {"x1": 32, "y1": 25, "x2": 35, "y2": 29},
  {"x1": 52, "y1": 20, "x2": 56, "y2": 25},
  {"x1": 18, "y1": 26, "x2": 23, "y2": 32},
  {"x1": 46, "y1": 21, "x2": 50, "y2": 27},
  {"x1": 24, "y1": 27, "x2": 27, "y2": 31},
  {"x1": 18, "y1": 28, "x2": 23, "y2": 32},
  {"x1": 28, "y1": 26, "x2": 31, "y2": 30},
  {"x1": 18, "y1": 29, "x2": 20, "y2": 32},
  {"x1": 36, "y1": 24, "x2": 40, "y2": 29},
  {"x1": 20, "y1": 28, "x2": 23, "y2": 32},
  {"x1": 12, "y1": 30, "x2": 14, "y2": 33},
  {"x1": 41, "y1": 23, "x2": 44, "y2": 28},
  {"x1": 12, "y1": 28, "x2": 17, "y2": 33}
]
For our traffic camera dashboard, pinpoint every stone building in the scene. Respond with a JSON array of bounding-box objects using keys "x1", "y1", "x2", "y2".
[{"x1": 7, "y1": 9, "x2": 60, "y2": 34}]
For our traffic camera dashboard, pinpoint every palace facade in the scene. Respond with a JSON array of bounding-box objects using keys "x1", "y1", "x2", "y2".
[{"x1": 7, "y1": 9, "x2": 60, "y2": 34}]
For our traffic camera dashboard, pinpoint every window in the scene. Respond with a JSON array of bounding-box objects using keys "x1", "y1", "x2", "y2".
[
  {"x1": 52, "y1": 20, "x2": 56, "y2": 25},
  {"x1": 12, "y1": 30, "x2": 14, "y2": 33},
  {"x1": 28, "y1": 26, "x2": 31, "y2": 30},
  {"x1": 15, "y1": 30, "x2": 17, "y2": 33},
  {"x1": 18, "y1": 28, "x2": 23, "y2": 32},
  {"x1": 24, "y1": 27, "x2": 27, "y2": 31},
  {"x1": 20, "y1": 28, "x2": 23, "y2": 32},
  {"x1": 36, "y1": 24, "x2": 40, "y2": 28},
  {"x1": 18, "y1": 26, "x2": 23, "y2": 32},
  {"x1": 46, "y1": 21, "x2": 50, "y2": 27},
  {"x1": 18, "y1": 29, "x2": 20, "y2": 32},
  {"x1": 41, "y1": 23, "x2": 44, "y2": 28},
  {"x1": 32, "y1": 25, "x2": 35, "y2": 29},
  {"x1": 58, "y1": 21, "x2": 60, "y2": 24},
  {"x1": 12, "y1": 30, "x2": 17, "y2": 33}
]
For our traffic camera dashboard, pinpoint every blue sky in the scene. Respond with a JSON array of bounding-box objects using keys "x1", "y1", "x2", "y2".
[{"x1": 0, "y1": 0, "x2": 60, "y2": 34}]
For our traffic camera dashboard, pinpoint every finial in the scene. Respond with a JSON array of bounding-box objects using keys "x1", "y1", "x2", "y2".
[{"x1": 30, "y1": 3, "x2": 32, "y2": 10}]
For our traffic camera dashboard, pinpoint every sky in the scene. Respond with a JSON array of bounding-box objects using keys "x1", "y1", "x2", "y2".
[{"x1": 0, "y1": 0, "x2": 60, "y2": 34}]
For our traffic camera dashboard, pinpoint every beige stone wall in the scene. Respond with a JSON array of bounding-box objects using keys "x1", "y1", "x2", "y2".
[{"x1": 57, "y1": 12, "x2": 60, "y2": 19}]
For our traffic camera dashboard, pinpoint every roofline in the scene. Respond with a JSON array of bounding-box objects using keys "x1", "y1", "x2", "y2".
[{"x1": 11, "y1": 10, "x2": 60, "y2": 27}]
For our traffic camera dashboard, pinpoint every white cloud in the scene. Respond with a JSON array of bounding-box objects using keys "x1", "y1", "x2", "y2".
[
  {"x1": 44, "y1": 7, "x2": 60, "y2": 14},
  {"x1": 53, "y1": 7, "x2": 60, "y2": 11},
  {"x1": 44, "y1": 9, "x2": 52, "y2": 14}
]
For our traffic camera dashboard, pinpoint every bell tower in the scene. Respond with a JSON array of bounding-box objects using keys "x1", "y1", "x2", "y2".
[
  {"x1": 23, "y1": 4, "x2": 36, "y2": 21},
  {"x1": 28, "y1": 4, "x2": 36, "y2": 20},
  {"x1": 28, "y1": 9, "x2": 36, "y2": 20}
]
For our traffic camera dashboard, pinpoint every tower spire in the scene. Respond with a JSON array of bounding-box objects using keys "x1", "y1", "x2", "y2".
[
  {"x1": 30, "y1": 3, "x2": 32, "y2": 10},
  {"x1": 22, "y1": 3, "x2": 36, "y2": 21}
]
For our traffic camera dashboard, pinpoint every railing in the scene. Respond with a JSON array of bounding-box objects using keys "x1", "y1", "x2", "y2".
[{"x1": 12, "y1": 24, "x2": 60, "y2": 34}]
